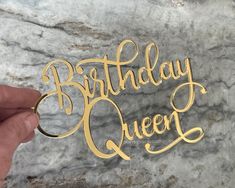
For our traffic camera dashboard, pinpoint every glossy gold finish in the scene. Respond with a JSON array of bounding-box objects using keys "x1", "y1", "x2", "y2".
[{"x1": 33, "y1": 39, "x2": 207, "y2": 160}]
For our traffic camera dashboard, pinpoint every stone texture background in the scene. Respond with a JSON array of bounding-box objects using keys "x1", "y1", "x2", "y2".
[{"x1": 0, "y1": 0, "x2": 235, "y2": 187}]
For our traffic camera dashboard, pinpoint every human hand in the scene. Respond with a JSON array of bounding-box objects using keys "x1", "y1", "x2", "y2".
[{"x1": 0, "y1": 85, "x2": 40, "y2": 187}]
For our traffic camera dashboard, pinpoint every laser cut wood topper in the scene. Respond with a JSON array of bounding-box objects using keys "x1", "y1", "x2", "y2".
[{"x1": 33, "y1": 39, "x2": 207, "y2": 160}]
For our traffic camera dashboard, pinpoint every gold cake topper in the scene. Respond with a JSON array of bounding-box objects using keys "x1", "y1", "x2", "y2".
[{"x1": 33, "y1": 39, "x2": 207, "y2": 160}]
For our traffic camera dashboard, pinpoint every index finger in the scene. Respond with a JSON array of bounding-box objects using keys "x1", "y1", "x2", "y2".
[{"x1": 0, "y1": 85, "x2": 41, "y2": 108}]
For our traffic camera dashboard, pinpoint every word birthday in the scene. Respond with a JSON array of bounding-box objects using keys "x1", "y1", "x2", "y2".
[{"x1": 34, "y1": 39, "x2": 207, "y2": 160}]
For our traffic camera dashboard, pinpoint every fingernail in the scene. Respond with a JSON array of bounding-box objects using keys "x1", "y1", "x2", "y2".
[{"x1": 24, "y1": 113, "x2": 39, "y2": 131}]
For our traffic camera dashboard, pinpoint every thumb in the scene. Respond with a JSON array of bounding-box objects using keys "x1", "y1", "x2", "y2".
[
  {"x1": 0, "y1": 112, "x2": 39, "y2": 183},
  {"x1": 0, "y1": 112, "x2": 39, "y2": 152}
]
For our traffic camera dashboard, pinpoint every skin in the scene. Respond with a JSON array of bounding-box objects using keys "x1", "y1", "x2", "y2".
[{"x1": 0, "y1": 85, "x2": 41, "y2": 187}]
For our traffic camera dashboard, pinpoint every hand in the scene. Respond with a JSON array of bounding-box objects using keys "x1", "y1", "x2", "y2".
[{"x1": 0, "y1": 85, "x2": 40, "y2": 187}]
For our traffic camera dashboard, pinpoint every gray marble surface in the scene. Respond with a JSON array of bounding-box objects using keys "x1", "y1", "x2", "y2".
[{"x1": 0, "y1": 0, "x2": 234, "y2": 187}]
